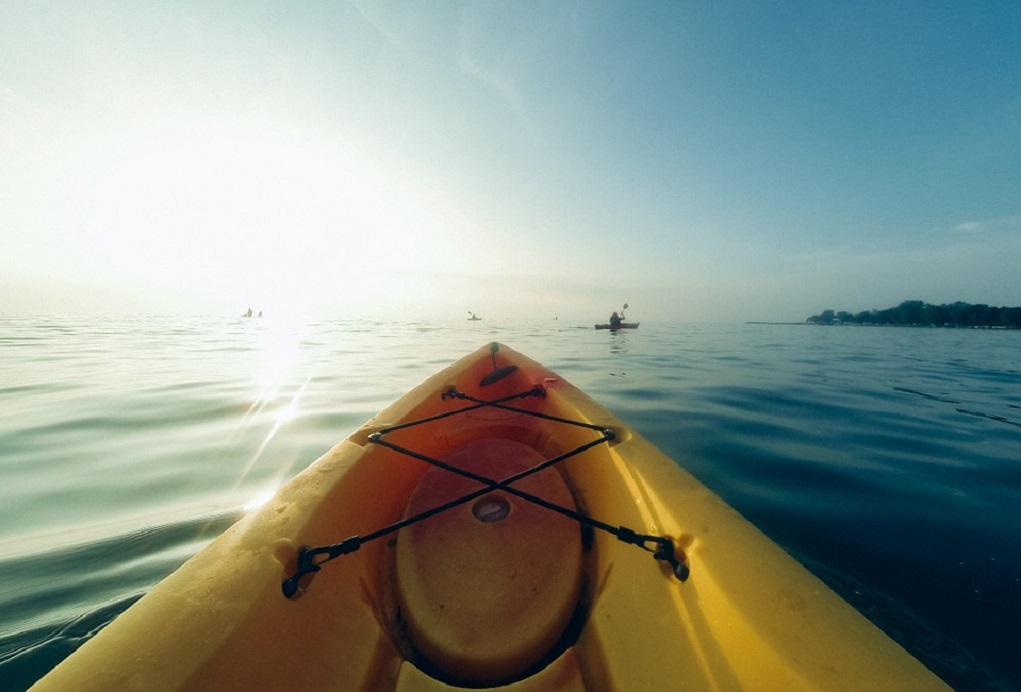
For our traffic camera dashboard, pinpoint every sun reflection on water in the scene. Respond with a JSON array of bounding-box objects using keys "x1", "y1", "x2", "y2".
[
  {"x1": 231, "y1": 314, "x2": 313, "y2": 495},
  {"x1": 253, "y1": 316, "x2": 306, "y2": 406}
]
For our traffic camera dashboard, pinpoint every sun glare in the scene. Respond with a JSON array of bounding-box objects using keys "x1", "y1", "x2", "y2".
[
  {"x1": 243, "y1": 487, "x2": 278, "y2": 511},
  {"x1": 228, "y1": 316, "x2": 311, "y2": 499},
  {"x1": 85, "y1": 130, "x2": 430, "y2": 313}
]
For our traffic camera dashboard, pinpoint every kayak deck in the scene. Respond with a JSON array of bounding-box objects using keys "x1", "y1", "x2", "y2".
[{"x1": 32, "y1": 343, "x2": 947, "y2": 691}]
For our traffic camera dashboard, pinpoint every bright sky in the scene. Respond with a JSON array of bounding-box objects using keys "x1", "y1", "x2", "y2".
[{"x1": 2, "y1": 1, "x2": 1018, "y2": 322}]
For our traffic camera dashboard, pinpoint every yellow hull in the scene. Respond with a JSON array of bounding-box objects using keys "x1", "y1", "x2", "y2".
[{"x1": 32, "y1": 343, "x2": 947, "y2": 691}]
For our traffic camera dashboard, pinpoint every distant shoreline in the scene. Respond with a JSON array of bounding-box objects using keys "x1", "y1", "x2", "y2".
[
  {"x1": 804, "y1": 300, "x2": 1021, "y2": 330},
  {"x1": 748, "y1": 321, "x2": 1017, "y2": 329}
]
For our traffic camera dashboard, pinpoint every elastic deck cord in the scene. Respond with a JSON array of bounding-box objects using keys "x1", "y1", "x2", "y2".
[{"x1": 282, "y1": 383, "x2": 688, "y2": 598}]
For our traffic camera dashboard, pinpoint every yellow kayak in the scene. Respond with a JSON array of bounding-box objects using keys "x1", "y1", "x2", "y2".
[{"x1": 33, "y1": 343, "x2": 947, "y2": 691}]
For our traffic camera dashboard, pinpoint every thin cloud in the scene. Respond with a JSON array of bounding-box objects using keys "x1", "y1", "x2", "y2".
[
  {"x1": 455, "y1": 3, "x2": 581, "y2": 136},
  {"x1": 954, "y1": 221, "x2": 983, "y2": 233},
  {"x1": 456, "y1": 5, "x2": 530, "y2": 127},
  {"x1": 347, "y1": 0, "x2": 415, "y2": 56},
  {"x1": 943, "y1": 215, "x2": 1021, "y2": 236}
]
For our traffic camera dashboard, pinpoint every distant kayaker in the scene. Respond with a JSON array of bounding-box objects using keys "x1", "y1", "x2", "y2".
[{"x1": 609, "y1": 312, "x2": 622, "y2": 329}]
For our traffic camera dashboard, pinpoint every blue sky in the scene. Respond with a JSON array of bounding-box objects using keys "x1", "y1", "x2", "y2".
[{"x1": 2, "y1": 1, "x2": 1018, "y2": 321}]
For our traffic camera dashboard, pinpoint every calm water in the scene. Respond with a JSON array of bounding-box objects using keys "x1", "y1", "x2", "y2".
[{"x1": 1, "y1": 316, "x2": 1019, "y2": 690}]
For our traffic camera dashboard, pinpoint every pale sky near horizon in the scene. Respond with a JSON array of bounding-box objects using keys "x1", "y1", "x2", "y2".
[{"x1": 2, "y1": 1, "x2": 1018, "y2": 322}]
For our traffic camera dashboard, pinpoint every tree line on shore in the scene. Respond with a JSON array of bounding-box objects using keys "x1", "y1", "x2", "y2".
[{"x1": 807, "y1": 300, "x2": 1021, "y2": 328}]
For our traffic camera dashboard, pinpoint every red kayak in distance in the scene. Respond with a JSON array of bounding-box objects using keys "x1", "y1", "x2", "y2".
[{"x1": 594, "y1": 322, "x2": 639, "y2": 330}]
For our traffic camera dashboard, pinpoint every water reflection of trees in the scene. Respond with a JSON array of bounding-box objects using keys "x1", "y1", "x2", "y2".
[{"x1": 807, "y1": 300, "x2": 1021, "y2": 328}]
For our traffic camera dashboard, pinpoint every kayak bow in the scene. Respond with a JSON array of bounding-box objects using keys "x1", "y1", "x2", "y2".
[{"x1": 33, "y1": 343, "x2": 947, "y2": 691}]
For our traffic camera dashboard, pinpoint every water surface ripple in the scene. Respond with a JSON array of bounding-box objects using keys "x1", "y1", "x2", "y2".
[{"x1": 1, "y1": 317, "x2": 1018, "y2": 690}]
